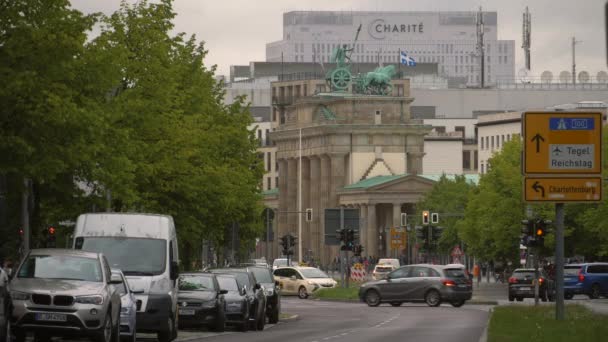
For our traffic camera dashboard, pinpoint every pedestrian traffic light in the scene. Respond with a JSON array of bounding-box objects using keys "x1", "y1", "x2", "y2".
[
  {"x1": 422, "y1": 211, "x2": 430, "y2": 225},
  {"x1": 521, "y1": 220, "x2": 532, "y2": 235},
  {"x1": 431, "y1": 213, "x2": 439, "y2": 224},
  {"x1": 305, "y1": 208, "x2": 313, "y2": 222}
]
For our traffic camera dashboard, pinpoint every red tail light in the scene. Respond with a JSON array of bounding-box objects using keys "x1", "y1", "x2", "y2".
[
  {"x1": 508, "y1": 277, "x2": 518, "y2": 284},
  {"x1": 578, "y1": 271, "x2": 585, "y2": 282},
  {"x1": 441, "y1": 279, "x2": 456, "y2": 287},
  {"x1": 538, "y1": 277, "x2": 544, "y2": 284}
]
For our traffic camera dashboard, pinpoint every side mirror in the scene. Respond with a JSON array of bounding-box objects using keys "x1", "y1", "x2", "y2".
[
  {"x1": 241, "y1": 287, "x2": 247, "y2": 296},
  {"x1": 110, "y1": 274, "x2": 123, "y2": 285},
  {"x1": 170, "y1": 261, "x2": 179, "y2": 280},
  {"x1": 290, "y1": 275, "x2": 296, "y2": 280},
  {"x1": 219, "y1": 289, "x2": 228, "y2": 295},
  {"x1": 275, "y1": 280, "x2": 280, "y2": 286},
  {"x1": 254, "y1": 283, "x2": 261, "y2": 290}
]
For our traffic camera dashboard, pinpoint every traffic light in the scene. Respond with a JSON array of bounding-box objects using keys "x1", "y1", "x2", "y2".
[
  {"x1": 415, "y1": 226, "x2": 425, "y2": 240},
  {"x1": 431, "y1": 213, "x2": 439, "y2": 224},
  {"x1": 353, "y1": 244, "x2": 364, "y2": 256},
  {"x1": 431, "y1": 226, "x2": 444, "y2": 242},
  {"x1": 422, "y1": 211, "x2": 430, "y2": 225},
  {"x1": 400, "y1": 213, "x2": 407, "y2": 226},
  {"x1": 280, "y1": 235, "x2": 289, "y2": 255},
  {"x1": 534, "y1": 219, "x2": 551, "y2": 247},
  {"x1": 305, "y1": 208, "x2": 313, "y2": 222},
  {"x1": 47, "y1": 226, "x2": 56, "y2": 247},
  {"x1": 288, "y1": 234, "x2": 297, "y2": 250}
]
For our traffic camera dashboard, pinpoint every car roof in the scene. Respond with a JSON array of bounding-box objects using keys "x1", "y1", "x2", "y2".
[
  {"x1": 29, "y1": 248, "x2": 99, "y2": 259},
  {"x1": 181, "y1": 272, "x2": 215, "y2": 277}
]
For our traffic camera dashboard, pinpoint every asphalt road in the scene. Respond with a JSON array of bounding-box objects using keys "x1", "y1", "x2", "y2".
[{"x1": 181, "y1": 298, "x2": 491, "y2": 342}]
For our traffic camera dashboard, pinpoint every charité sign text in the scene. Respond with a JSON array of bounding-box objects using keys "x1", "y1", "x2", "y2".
[{"x1": 368, "y1": 19, "x2": 424, "y2": 39}]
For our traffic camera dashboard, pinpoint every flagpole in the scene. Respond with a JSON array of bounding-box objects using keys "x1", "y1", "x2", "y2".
[{"x1": 398, "y1": 48, "x2": 401, "y2": 78}]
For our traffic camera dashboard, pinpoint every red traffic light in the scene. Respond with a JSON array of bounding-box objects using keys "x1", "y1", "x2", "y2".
[
  {"x1": 48, "y1": 227, "x2": 56, "y2": 235},
  {"x1": 19, "y1": 228, "x2": 24, "y2": 235}
]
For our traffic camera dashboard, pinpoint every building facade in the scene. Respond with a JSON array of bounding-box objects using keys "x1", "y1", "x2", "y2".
[{"x1": 266, "y1": 11, "x2": 514, "y2": 86}]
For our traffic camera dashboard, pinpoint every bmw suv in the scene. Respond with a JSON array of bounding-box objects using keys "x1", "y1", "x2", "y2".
[{"x1": 8, "y1": 249, "x2": 122, "y2": 342}]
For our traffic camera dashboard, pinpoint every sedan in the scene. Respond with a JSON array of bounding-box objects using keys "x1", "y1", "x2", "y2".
[
  {"x1": 110, "y1": 269, "x2": 139, "y2": 342},
  {"x1": 359, "y1": 264, "x2": 472, "y2": 307},
  {"x1": 508, "y1": 268, "x2": 554, "y2": 302},
  {"x1": 177, "y1": 273, "x2": 227, "y2": 332},
  {"x1": 215, "y1": 274, "x2": 249, "y2": 331},
  {"x1": 8, "y1": 249, "x2": 122, "y2": 342}
]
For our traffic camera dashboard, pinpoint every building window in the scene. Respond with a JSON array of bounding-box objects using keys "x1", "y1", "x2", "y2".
[
  {"x1": 455, "y1": 126, "x2": 465, "y2": 138},
  {"x1": 275, "y1": 177, "x2": 278, "y2": 188},
  {"x1": 481, "y1": 162, "x2": 484, "y2": 174},
  {"x1": 485, "y1": 136, "x2": 489, "y2": 150},
  {"x1": 257, "y1": 130, "x2": 262, "y2": 145},
  {"x1": 507, "y1": 134, "x2": 511, "y2": 141},
  {"x1": 481, "y1": 136, "x2": 484, "y2": 149},
  {"x1": 463, "y1": 151, "x2": 471, "y2": 170},
  {"x1": 435, "y1": 126, "x2": 446, "y2": 133},
  {"x1": 266, "y1": 152, "x2": 271, "y2": 172},
  {"x1": 265, "y1": 129, "x2": 270, "y2": 146},
  {"x1": 501, "y1": 135, "x2": 505, "y2": 145},
  {"x1": 491, "y1": 136, "x2": 494, "y2": 150},
  {"x1": 267, "y1": 177, "x2": 271, "y2": 190},
  {"x1": 474, "y1": 151, "x2": 478, "y2": 170}
]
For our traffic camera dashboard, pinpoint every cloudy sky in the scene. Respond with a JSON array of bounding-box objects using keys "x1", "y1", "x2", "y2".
[{"x1": 71, "y1": 0, "x2": 607, "y2": 78}]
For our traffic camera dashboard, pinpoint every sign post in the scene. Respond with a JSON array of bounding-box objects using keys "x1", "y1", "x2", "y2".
[{"x1": 522, "y1": 111, "x2": 602, "y2": 320}]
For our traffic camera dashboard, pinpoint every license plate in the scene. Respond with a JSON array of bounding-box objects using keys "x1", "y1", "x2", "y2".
[
  {"x1": 179, "y1": 309, "x2": 195, "y2": 316},
  {"x1": 35, "y1": 313, "x2": 67, "y2": 322},
  {"x1": 457, "y1": 284, "x2": 468, "y2": 288},
  {"x1": 519, "y1": 287, "x2": 531, "y2": 291}
]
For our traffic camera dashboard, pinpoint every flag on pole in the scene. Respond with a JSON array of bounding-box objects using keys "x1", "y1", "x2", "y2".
[{"x1": 400, "y1": 51, "x2": 416, "y2": 66}]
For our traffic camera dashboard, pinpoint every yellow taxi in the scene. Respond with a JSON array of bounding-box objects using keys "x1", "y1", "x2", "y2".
[{"x1": 273, "y1": 267, "x2": 337, "y2": 299}]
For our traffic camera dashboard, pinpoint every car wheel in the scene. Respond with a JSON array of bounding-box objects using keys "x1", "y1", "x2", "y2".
[
  {"x1": 35, "y1": 333, "x2": 51, "y2": 342},
  {"x1": 13, "y1": 329, "x2": 26, "y2": 342},
  {"x1": 298, "y1": 286, "x2": 308, "y2": 299},
  {"x1": 256, "y1": 312, "x2": 265, "y2": 331},
  {"x1": 425, "y1": 290, "x2": 441, "y2": 307},
  {"x1": 450, "y1": 300, "x2": 465, "y2": 308},
  {"x1": 508, "y1": 294, "x2": 514, "y2": 302},
  {"x1": 157, "y1": 317, "x2": 174, "y2": 342},
  {"x1": 112, "y1": 313, "x2": 120, "y2": 342},
  {"x1": 565, "y1": 293, "x2": 574, "y2": 300},
  {"x1": 541, "y1": 288, "x2": 548, "y2": 302},
  {"x1": 390, "y1": 302, "x2": 402, "y2": 307},
  {"x1": 516, "y1": 297, "x2": 523, "y2": 302},
  {"x1": 364, "y1": 290, "x2": 381, "y2": 307},
  {"x1": 121, "y1": 322, "x2": 136, "y2": 342},
  {"x1": 0, "y1": 315, "x2": 8, "y2": 342},
  {"x1": 212, "y1": 309, "x2": 225, "y2": 332},
  {"x1": 269, "y1": 307, "x2": 279, "y2": 324},
  {"x1": 94, "y1": 313, "x2": 113, "y2": 342},
  {"x1": 590, "y1": 284, "x2": 601, "y2": 299}
]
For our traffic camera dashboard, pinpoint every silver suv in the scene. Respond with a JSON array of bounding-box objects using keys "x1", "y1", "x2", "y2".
[{"x1": 8, "y1": 249, "x2": 122, "y2": 342}]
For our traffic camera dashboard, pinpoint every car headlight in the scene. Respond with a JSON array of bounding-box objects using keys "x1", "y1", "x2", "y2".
[
  {"x1": 307, "y1": 280, "x2": 316, "y2": 285},
  {"x1": 75, "y1": 295, "x2": 104, "y2": 305},
  {"x1": 120, "y1": 306, "x2": 131, "y2": 315},
  {"x1": 10, "y1": 291, "x2": 30, "y2": 301},
  {"x1": 202, "y1": 300, "x2": 216, "y2": 308},
  {"x1": 264, "y1": 288, "x2": 274, "y2": 296}
]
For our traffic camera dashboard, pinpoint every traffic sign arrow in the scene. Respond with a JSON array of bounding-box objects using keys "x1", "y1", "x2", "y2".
[
  {"x1": 532, "y1": 181, "x2": 545, "y2": 197},
  {"x1": 531, "y1": 133, "x2": 545, "y2": 153}
]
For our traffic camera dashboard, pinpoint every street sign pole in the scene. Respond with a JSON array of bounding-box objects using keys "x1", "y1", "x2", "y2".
[
  {"x1": 555, "y1": 203, "x2": 565, "y2": 320},
  {"x1": 340, "y1": 208, "x2": 345, "y2": 288},
  {"x1": 266, "y1": 209, "x2": 271, "y2": 261}
]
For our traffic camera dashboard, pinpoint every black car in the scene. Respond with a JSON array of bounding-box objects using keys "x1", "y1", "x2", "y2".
[
  {"x1": 508, "y1": 268, "x2": 554, "y2": 302},
  {"x1": 210, "y1": 269, "x2": 266, "y2": 331},
  {"x1": 359, "y1": 264, "x2": 472, "y2": 307},
  {"x1": 243, "y1": 266, "x2": 280, "y2": 324},
  {"x1": 215, "y1": 274, "x2": 249, "y2": 332},
  {"x1": 177, "y1": 273, "x2": 227, "y2": 332},
  {"x1": 0, "y1": 267, "x2": 9, "y2": 342}
]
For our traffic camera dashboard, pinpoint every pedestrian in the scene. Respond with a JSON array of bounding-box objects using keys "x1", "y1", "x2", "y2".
[{"x1": 473, "y1": 263, "x2": 481, "y2": 287}]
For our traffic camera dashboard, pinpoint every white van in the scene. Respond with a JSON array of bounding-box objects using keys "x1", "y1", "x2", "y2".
[{"x1": 73, "y1": 213, "x2": 179, "y2": 342}]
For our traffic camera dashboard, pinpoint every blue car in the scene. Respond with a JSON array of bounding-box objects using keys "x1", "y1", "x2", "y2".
[
  {"x1": 564, "y1": 263, "x2": 608, "y2": 299},
  {"x1": 111, "y1": 269, "x2": 139, "y2": 342}
]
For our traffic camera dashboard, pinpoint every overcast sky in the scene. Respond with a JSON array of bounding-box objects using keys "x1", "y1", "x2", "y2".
[{"x1": 71, "y1": 0, "x2": 607, "y2": 78}]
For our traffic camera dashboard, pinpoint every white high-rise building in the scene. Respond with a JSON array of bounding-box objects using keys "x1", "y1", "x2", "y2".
[{"x1": 266, "y1": 11, "x2": 515, "y2": 86}]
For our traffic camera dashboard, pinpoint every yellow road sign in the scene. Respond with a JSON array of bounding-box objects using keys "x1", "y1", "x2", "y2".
[
  {"x1": 523, "y1": 112, "x2": 602, "y2": 174},
  {"x1": 390, "y1": 227, "x2": 407, "y2": 250},
  {"x1": 524, "y1": 177, "x2": 602, "y2": 202}
]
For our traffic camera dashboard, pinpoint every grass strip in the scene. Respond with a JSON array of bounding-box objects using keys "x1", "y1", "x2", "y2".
[{"x1": 488, "y1": 304, "x2": 608, "y2": 342}]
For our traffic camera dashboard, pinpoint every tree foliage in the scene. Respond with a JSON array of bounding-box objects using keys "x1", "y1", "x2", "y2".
[{"x1": 0, "y1": 0, "x2": 263, "y2": 267}]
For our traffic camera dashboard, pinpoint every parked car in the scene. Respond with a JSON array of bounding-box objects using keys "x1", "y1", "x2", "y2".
[
  {"x1": 272, "y1": 258, "x2": 298, "y2": 270},
  {"x1": 372, "y1": 264, "x2": 396, "y2": 280},
  {"x1": 359, "y1": 264, "x2": 472, "y2": 307},
  {"x1": 0, "y1": 266, "x2": 9, "y2": 342},
  {"x1": 177, "y1": 273, "x2": 226, "y2": 332},
  {"x1": 564, "y1": 263, "x2": 608, "y2": 299},
  {"x1": 215, "y1": 274, "x2": 249, "y2": 332},
  {"x1": 508, "y1": 268, "x2": 553, "y2": 302},
  {"x1": 376, "y1": 258, "x2": 400, "y2": 269},
  {"x1": 8, "y1": 249, "x2": 122, "y2": 342},
  {"x1": 74, "y1": 213, "x2": 180, "y2": 342},
  {"x1": 242, "y1": 266, "x2": 280, "y2": 323},
  {"x1": 111, "y1": 269, "x2": 138, "y2": 342},
  {"x1": 209, "y1": 269, "x2": 266, "y2": 330},
  {"x1": 273, "y1": 267, "x2": 336, "y2": 299}
]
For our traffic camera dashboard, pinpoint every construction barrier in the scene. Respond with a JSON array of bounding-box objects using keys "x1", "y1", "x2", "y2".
[{"x1": 350, "y1": 263, "x2": 367, "y2": 282}]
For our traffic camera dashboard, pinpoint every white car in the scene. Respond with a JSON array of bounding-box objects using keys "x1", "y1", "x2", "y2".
[
  {"x1": 273, "y1": 267, "x2": 336, "y2": 299},
  {"x1": 271, "y1": 258, "x2": 298, "y2": 270},
  {"x1": 372, "y1": 264, "x2": 396, "y2": 280}
]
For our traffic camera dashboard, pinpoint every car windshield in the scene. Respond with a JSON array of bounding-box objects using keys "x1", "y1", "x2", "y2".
[
  {"x1": 18, "y1": 255, "x2": 102, "y2": 282},
  {"x1": 564, "y1": 266, "x2": 581, "y2": 275},
  {"x1": 179, "y1": 275, "x2": 215, "y2": 291},
  {"x1": 216, "y1": 276, "x2": 239, "y2": 292},
  {"x1": 232, "y1": 273, "x2": 251, "y2": 289},
  {"x1": 375, "y1": 266, "x2": 393, "y2": 272},
  {"x1": 444, "y1": 268, "x2": 467, "y2": 279},
  {"x1": 250, "y1": 268, "x2": 273, "y2": 283},
  {"x1": 513, "y1": 271, "x2": 536, "y2": 279},
  {"x1": 76, "y1": 237, "x2": 166, "y2": 275},
  {"x1": 299, "y1": 268, "x2": 329, "y2": 278}
]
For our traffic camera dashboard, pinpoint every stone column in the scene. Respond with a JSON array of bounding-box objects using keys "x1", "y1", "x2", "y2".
[
  {"x1": 319, "y1": 155, "x2": 331, "y2": 265},
  {"x1": 329, "y1": 153, "x2": 346, "y2": 207},
  {"x1": 301, "y1": 157, "x2": 311, "y2": 260},
  {"x1": 309, "y1": 156, "x2": 321, "y2": 263},
  {"x1": 278, "y1": 159, "x2": 288, "y2": 258},
  {"x1": 359, "y1": 204, "x2": 368, "y2": 256},
  {"x1": 406, "y1": 151, "x2": 425, "y2": 175},
  {"x1": 391, "y1": 203, "x2": 402, "y2": 258},
  {"x1": 367, "y1": 204, "x2": 377, "y2": 258},
  {"x1": 287, "y1": 158, "x2": 298, "y2": 237}
]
